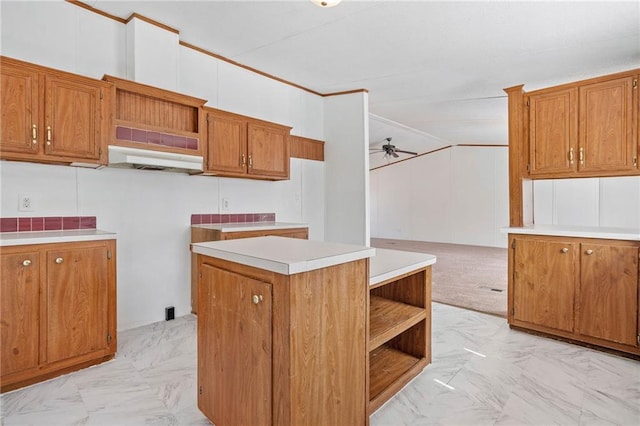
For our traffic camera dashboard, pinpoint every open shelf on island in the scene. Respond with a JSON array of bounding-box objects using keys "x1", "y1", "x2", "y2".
[
  {"x1": 369, "y1": 344, "x2": 428, "y2": 412},
  {"x1": 370, "y1": 296, "x2": 426, "y2": 351}
]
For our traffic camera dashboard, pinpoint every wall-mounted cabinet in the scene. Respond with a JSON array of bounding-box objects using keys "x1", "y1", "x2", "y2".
[
  {"x1": 524, "y1": 71, "x2": 638, "y2": 179},
  {"x1": 0, "y1": 239, "x2": 117, "y2": 392},
  {"x1": 509, "y1": 234, "x2": 639, "y2": 355},
  {"x1": 204, "y1": 108, "x2": 291, "y2": 180},
  {"x1": 102, "y1": 75, "x2": 206, "y2": 157},
  {"x1": 0, "y1": 56, "x2": 111, "y2": 166}
]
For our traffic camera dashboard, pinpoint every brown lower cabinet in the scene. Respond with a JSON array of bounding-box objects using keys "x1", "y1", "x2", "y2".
[
  {"x1": 509, "y1": 234, "x2": 640, "y2": 355},
  {"x1": 190, "y1": 225, "x2": 308, "y2": 314},
  {"x1": 196, "y1": 254, "x2": 368, "y2": 426},
  {"x1": 0, "y1": 240, "x2": 117, "y2": 392}
]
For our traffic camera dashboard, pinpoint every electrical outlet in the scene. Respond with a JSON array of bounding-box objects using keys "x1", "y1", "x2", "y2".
[
  {"x1": 18, "y1": 194, "x2": 33, "y2": 212},
  {"x1": 222, "y1": 198, "x2": 230, "y2": 210}
]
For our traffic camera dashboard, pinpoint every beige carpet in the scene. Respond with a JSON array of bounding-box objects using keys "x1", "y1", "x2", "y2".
[{"x1": 371, "y1": 238, "x2": 508, "y2": 317}]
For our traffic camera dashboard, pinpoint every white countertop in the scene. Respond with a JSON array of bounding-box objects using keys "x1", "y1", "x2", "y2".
[
  {"x1": 503, "y1": 224, "x2": 640, "y2": 241},
  {"x1": 0, "y1": 229, "x2": 117, "y2": 246},
  {"x1": 369, "y1": 248, "x2": 437, "y2": 286},
  {"x1": 191, "y1": 236, "x2": 375, "y2": 275},
  {"x1": 192, "y1": 222, "x2": 307, "y2": 232}
]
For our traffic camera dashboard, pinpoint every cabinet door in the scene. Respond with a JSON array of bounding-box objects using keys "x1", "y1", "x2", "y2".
[
  {"x1": 578, "y1": 243, "x2": 638, "y2": 346},
  {"x1": 44, "y1": 74, "x2": 102, "y2": 160},
  {"x1": 206, "y1": 114, "x2": 247, "y2": 174},
  {"x1": 46, "y1": 245, "x2": 108, "y2": 363},
  {"x1": 513, "y1": 238, "x2": 577, "y2": 332},
  {"x1": 579, "y1": 77, "x2": 635, "y2": 172},
  {"x1": 0, "y1": 62, "x2": 40, "y2": 155},
  {"x1": 528, "y1": 88, "x2": 577, "y2": 176},
  {"x1": 247, "y1": 123, "x2": 290, "y2": 179},
  {"x1": 198, "y1": 264, "x2": 271, "y2": 426},
  {"x1": 0, "y1": 251, "x2": 40, "y2": 376}
]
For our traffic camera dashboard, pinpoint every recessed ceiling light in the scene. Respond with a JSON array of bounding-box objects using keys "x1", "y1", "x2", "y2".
[{"x1": 311, "y1": 0, "x2": 343, "y2": 8}]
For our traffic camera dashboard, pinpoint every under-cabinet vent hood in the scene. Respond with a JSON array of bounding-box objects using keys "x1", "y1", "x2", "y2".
[{"x1": 108, "y1": 146, "x2": 203, "y2": 173}]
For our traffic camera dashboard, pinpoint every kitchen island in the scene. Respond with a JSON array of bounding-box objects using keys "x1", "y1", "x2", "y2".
[
  {"x1": 190, "y1": 221, "x2": 308, "y2": 313},
  {"x1": 191, "y1": 237, "x2": 436, "y2": 424}
]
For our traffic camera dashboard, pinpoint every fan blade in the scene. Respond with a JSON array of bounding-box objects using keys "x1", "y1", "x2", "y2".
[
  {"x1": 395, "y1": 149, "x2": 418, "y2": 156},
  {"x1": 392, "y1": 151, "x2": 399, "y2": 158}
]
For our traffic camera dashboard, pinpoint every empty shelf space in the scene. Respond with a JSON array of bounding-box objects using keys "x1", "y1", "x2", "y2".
[
  {"x1": 369, "y1": 345, "x2": 424, "y2": 403},
  {"x1": 369, "y1": 296, "x2": 426, "y2": 351}
]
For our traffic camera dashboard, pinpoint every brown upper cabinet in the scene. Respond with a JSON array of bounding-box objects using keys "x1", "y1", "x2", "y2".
[
  {"x1": 524, "y1": 69, "x2": 639, "y2": 179},
  {"x1": 0, "y1": 56, "x2": 111, "y2": 166},
  {"x1": 204, "y1": 108, "x2": 291, "y2": 180},
  {"x1": 102, "y1": 75, "x2": 207, "y2": 157}
]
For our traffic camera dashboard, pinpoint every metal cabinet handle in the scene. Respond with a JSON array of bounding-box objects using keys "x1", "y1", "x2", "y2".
[
  {"x1": 46, "y1": 126, "x2": 52, "y2": 146},
  {"x1": 568, "y1": 148, "x2": 574, "y2": 164},
  {"x1": 32, "y1": 124, "x2": 37, "y2": 145},
  {"x1": 55, "y1": 257, "x2": 63, "y2": 264},
  {"x1": 579, "y1": 147, "x2": 584, "y2": 164},
  {"x1": 252, "y1": 294, "x2": 263, "y2": 305},
  {"x1": 248, "y1": 155, "x2": 253, "y2": 169},
  {"x1": 585, "y1": 249, "x2": 593, "y2": 255},
  {"x1": 241, "y1": 154, "x2": 246, "y2": 167},
  {"x1": 22, "y1": 259, "x2": 31, "y2": 266},
  {"x1": 561, "y1": 247, "x2": 569, "y2": 253}
]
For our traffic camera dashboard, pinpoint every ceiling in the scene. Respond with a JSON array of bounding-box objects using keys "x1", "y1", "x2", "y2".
[{"x1": 89, "y1": 0, "x2": 640, "y2": 168}]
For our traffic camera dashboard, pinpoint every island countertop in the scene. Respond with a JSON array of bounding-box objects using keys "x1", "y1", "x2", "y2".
[
  {"x1": 369, "y1": 248, "x2": 437, "y2": 286},
  {"x1": 0, "y1": 229, "x2": 117, "y2": 246},
  {"x1": 502, "y1": 224, "x2": 640, "y2": 241},
  {"x1": 191, "y1": 235, "x2": 375, "y2": 275},
  {"x1": 191, "y1": 221, "x2": 307, "y2": 233}
]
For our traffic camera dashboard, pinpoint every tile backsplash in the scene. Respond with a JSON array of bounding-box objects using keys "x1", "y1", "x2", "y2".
[
  {"x1": 191, "y1": 213, "x2": 276, "y2": 225},
  {"x1": 116, "y1": 126, "x2": 199, "y2": 150},
  {"x1": 0, "y1": 216, "x2": 97, "y2": 233}
]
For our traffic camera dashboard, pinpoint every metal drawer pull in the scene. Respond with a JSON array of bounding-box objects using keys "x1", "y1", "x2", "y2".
[
  {"x1": 568, "y1": 148, "x2": 574, "y2": 164},
  {"x1": 252, "y1": 294, "x2": 263, "y2": 305},
  {"x1": 561, "y1": 248, "x2": 569, "y2": 253},
  {"x1": 55, "y1": 257, "x2": 63, "y2": 264},
  {"x1": 46, "y1": 126, "x2": 52, "y2": 145},
  {"x1": 585, "y1": 249, "x2": 593, "y2": 255},
  {"x1": 22, "y1": 259, "x2": 31, "y2": 266},
  {"x1": 32, "y1": 124, "x2": 37, "y2": 145}
]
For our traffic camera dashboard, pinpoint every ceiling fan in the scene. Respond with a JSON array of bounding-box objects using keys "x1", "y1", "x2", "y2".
[{"x1": 369, "y1": 137, "x2": 417, "y2": 158}]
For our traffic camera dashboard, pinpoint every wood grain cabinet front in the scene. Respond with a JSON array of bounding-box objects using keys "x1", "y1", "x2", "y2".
[
  {"x1": 190, "y1": 226, "x2": 308, "y2": 314},
  {"x1": 204, "y1": 108, "x2": 291, "y2": 180},
  {"x1": 196, "y1": 255, "x2": 368, "y2": 426},
  {"x1": 0, "y1": 240, "x2": 117, "y2": 393},
  {"x1": 0, "y1": 56, "x2": 111, "y2": 165},
  {"x1": 509, "y1": 234, "x2": 640, "y2": 355},
  {"x1": 523, "y1": 70, "x2": 639, "y2": 179}
]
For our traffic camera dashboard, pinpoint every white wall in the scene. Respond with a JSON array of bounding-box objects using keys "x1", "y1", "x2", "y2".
[
  {"x1": 323, "y1": 92, "x2": 370, "y2": 246},
  {"x1": 0, "y1": 1, "x2": 330, "y2": 330},
  {"x1": 370, "y1": 146, "x2": 509, "y2": 248},
  {"x1": 533, "y1": 176, "x2": 640, "y2": 228}
]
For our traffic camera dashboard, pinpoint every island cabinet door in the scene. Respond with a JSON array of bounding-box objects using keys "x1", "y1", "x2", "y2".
[
  {"x1": 198, "y1": 264, "x2": 272, "y2": 426},
  {"x1": 578, "y1": 243, "x2": 639, "y2": 346},
  {"x1": 512, "y1": 238, "x2": 578, "y2": 332}
]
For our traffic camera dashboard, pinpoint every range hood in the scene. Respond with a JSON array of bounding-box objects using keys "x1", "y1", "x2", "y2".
[{"x1": 108, "y1": 146, "x2": 203, "y2": 173}]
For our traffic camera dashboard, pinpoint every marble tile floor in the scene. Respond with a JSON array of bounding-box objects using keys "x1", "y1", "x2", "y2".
[{"x1": 1, "y1": 303, "x2": 639, "y2": 425}]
